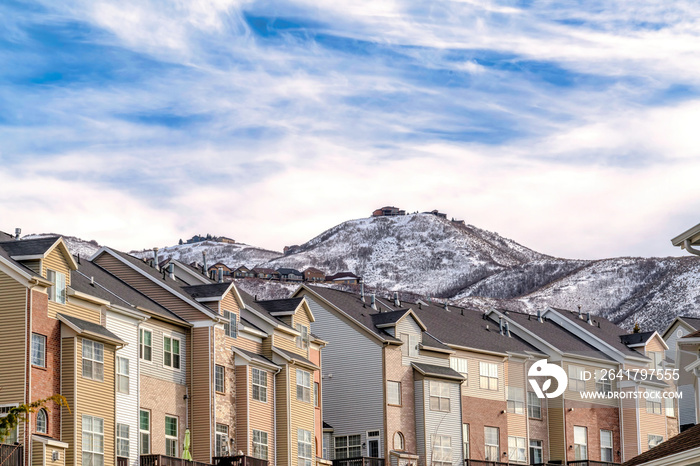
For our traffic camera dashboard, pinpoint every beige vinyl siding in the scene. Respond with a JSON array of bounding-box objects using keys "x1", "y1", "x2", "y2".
[
  {"x1": 45, "y1": 443, "x2": 64, "y2": 466},
  {"x1": 262, "y1": 334, "x2": 274, "y2": 359},
  {"x1": 0, "y1": 270, "x2": 26, "y2": 407},
  {"x1": 76, "y1": 337, "x2": 116, "y2": 466},
  {"x1": 44, "y1": 250, "x2": 72, "y2": 320},
  {"x1": 93, "y1": 253, "x2": 210, "y2": 321},
  {"x1": 547, "y1": 396, "x2": 565, "y2": 462},
  {"x1": 24, "y1": 260, "x2": 41, "y2": 275},
  {"x1": 562, "y1": 361, "x2": 618, "y2": 407},
  {"x1": 32, "y1": 439, "x2": 44, "y2": 466},
  {"x1": 235, "y1": 366, "x2": 248, "y2": 456},
  {"x1": 276, "y1": 367, "x2": 289, "y2": 466},
  {"x1": 274, "y1": 333, "x2": 300, "y2": 355},
  {"x1": 638, "y1": 388, "x2": 668, "y2": 454},
  {"x1": 506, "y1": 360, "x2": 527, "y2": 438},
  {"x1": 621, "y1": 387, "x2": 639, "y2": 461},
  {"x1": 462, "y1": 354, "x2": 505, "y2": 401},
  {"x1": 236, "y1": 336, "x2": 263, "y2": 353},
  {"x1": 289, "y1": 367, "x2": 316, "y2": 466},
  {"x1": 191, "y1": 326, "x2": 212, "y2": 463},
  {"x1": 249, "y1": 367, "x2": 275, "y2": 465},
  {"x1": 60, "y1": 338, "x2": 76, "y2": 466},
  {"x1": 58, "y1": 298, "x2": 101, "y2": 324},
  {"x1": 221, "y1": 293, "x2": 240, "y2": 316}
]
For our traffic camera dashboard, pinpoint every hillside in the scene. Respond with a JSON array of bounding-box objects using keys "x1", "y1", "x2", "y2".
[{"x1": 130, "y1": 240, "x2": 282, "y2": 269}]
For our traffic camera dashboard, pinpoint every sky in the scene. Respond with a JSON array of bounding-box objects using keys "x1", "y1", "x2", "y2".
[{"x1": 2, "y1": 0, "x2": 700, "y2": 259}]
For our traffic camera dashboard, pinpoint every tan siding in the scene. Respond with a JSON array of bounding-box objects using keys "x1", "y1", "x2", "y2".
[
  {"x1": 93, "y1": 254, "x2": 210, "y2": 321},
  {"x1": 221, "y1": 293, "x2": 240, "y2": 316},
  {"x1": 275, "y1": 332, "x2": 300, "y2": 355},
  {"x1": 621, "y1": 388, "x2": 639, "y2": 461},
  {"x1": 24, "y1": 260, "x2": 41, "y2": 275},
  {"x1": 461, "y1": 353, "x2": 505, "y2": 401},
  {"x1": 236, "y1": 337, "x2": 263, "y2": 354},
  {"x1": 236, "y1": 366, "x2": 248, "y2": 456},
  {"x1": 645, "y1": 337, "x2": 666, "y2": 354},
  {"x1": 58, "y1": 298, "x2": 101, "y2": 324},
  {"x1": 0, "y1": 270, "x2": 26, "y2": 406},
  {"x1": 32, "y1": 440, "x2": 44, "y2": 466},
  {"x1": 249, "y1": 367, "x2": 275, "y2": 464},
  {"x1": 547, "y1": 396, "x2": 565, "y2": 462},
  {"x1": 289, "y1": 366, "x2": 316, "y2": 466},
  {"x1": 638, "y1": 388, "x2": 668, "y2": 454},
  {"x1": 45, "y1": 443, "x2": 64, "y2": 466},
  {"x1": 61, "y1": 338, "x2": 76, "y2": 466},
  {"x1": 276, "y1": 367, "x2": 289, "y2": 466},
  {"x1": 44, "y1": 250, "x2": 72, "y2": 320},
  {"x1": 562, "y1": 361, "x2": 618, "y2": 407},
  {"x1": 262, "y1": 335, "x2": 273, "y2": 360},
  {"x1": 191, "y1": 327, "x2": 212, "y2": 462},
  {"x1": 506, "y1": 359, "x2": 527, "y2": 438}
]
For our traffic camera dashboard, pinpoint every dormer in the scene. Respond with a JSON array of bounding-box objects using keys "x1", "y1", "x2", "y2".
[{"x1": 620, "y1": 331, "x2": 669, "y2": 369}]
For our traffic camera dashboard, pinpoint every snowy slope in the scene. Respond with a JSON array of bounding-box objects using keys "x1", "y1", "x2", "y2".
[
  {"x1": 23, "y1": 233, "x2": 101, "y2": 258},
  {"x1": 130, "y1": 240, "x2": 282, "y2": 269}
]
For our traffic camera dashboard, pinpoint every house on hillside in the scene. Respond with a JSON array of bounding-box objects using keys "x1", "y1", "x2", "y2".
[
  {"x1": 217, "y1": 236, "x2": 236, "y2": 244},
  {"x1": 303, "y1": 267, "x2": 325, "y2": 282},
  {"x1": 277, "y1": 267, "x2": 303, "y2": 282},
  {"x1": 232, "y1": 265, "x2": 254, "y2": 278},
  {"x1": 324, "y1": 272, "x2": 359, "y2": 285},
  {"x1": 252, "y1": 267, "x2": 279, "y2": 280},
  {"x1": 424, "y1": 210, "x2": 447, "y2": 219},
  {"x1": 208, "y1": 262, "x2": 232, "y2": 277},
  {"x1": 372, "y1": 206, "x2": 406, "y2": 217}
]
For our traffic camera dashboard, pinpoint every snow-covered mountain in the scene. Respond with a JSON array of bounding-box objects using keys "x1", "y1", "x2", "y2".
[{"x1": 23, "y1": 233, "x2": 101, "y2": 258}]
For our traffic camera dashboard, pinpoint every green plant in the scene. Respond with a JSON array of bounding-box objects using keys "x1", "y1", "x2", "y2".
[{"x1": 0, "y1": 394, "x2": 69, "y2": 443}]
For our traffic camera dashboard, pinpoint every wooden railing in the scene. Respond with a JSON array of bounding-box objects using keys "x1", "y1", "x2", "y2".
[
  {"x1": 0, "y1": 444, "x2": 23, "y2": 466},
  {"x1": 332, "y1": 457, "x2": 385, "y2": 466},
  {"x1": 567, "y1": 461, "x2": 620, "y2": 466},
  {"x1": 464, "y1": 460, "x2": 509, "y2": 466},
  {"x1": 212, "y1": 455, "x2": 269, "y2": 466},
  {"x1": 140, "y1": 454, "x2": 212, "y2": 466}
]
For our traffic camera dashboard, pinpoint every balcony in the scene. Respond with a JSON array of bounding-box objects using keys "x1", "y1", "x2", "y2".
[
  {"x1": 0, "y1": 444, "x2": 23, "y2": 466},
  {"x1": 213, "y1": 455, "x2": 269, "y2": 466},
  {"x1": 465, "y1": 461, "x2": 509, "y2": 466},
  {"x1": 140, "y1": 454, "x2": 213, "y2": 466},
  {"x1": 332, "y1": 457, "x2": 385, "y2": 466},
  {"x1": 566, "y1": 462, "x2": 620, "y2": 466}
]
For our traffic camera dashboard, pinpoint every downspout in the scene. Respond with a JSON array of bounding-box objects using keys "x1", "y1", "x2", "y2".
[
  {"x1": 635, "y1": 385, "x2": 642, "y2": 456},
  {"x1": 684, "y1": 239, "x2": 700, "y2": 256},
  {"x1": 25, "y1": 282, "x2": 33, "y2": 466},
  {"x1": 382, "y1": 342, "x2": 388, "y2": 460},
  {"x1": 273, "y1": 365, "x2": 281, "y2": 466}
]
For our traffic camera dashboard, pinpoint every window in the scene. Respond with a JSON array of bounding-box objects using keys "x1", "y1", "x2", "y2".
[
  {"x1": 0, "y1": 405, "x2": 19, "y2": 443},
  {"x1": 508, "y1": 436, "x2": 526, "y2": 463},
  {"x1": 47, "y1": 269, "x2": 66, "y2": 304},
  {"x1": 401, "y1": 333, "x2": 419, "y2": 357},
  {"x1": 574, "y1": 426, "x2": 587, "y2": 460},
  {"x1": 429, "y1": 381, "x2": 450, "y2": 412},
  {"x1": 462, "y1": 424, "x2": 469, "y2": 459},
  {"x1": 116, "y1": 357, "x2": 129, "y2": 394},
  {"x1": 215, "y1": 424, "x2": 229, "y2": 456},
  {"x1": 394, "y1": 432, "x2": 405, "y2": 451},
  {"x1": 529, "y1": 440, "x2": 543, "y2": 464},
  {"x1": 648, "y1": 351, "x2": 663, "y2": 370},
  {"x1": 163, "y1": 336, "x2": 180, "y2": 370},
  {"x1": 298, "y1": 429, "x2": 312, "y2": 466},
  {"x1": 507, "y1": 387, "x2": 524, "y2": 414},
  {"x1": 335, "y1": 435, "x2": 361, "y2": 459},
  {"x1": 253, "y1": 430, "x2": 268, "y2": 460},
  {"x1": 600, "y1": 430, "x2": 613, "y2": 462},
  {"x1": 223, "y1": 311, "x2": 237, "y2": 338},
  {"x1": 527, "y1": 392, "x2": 541, "y2": 419},
  {"x1": 82, "y1": 339, "x2": 104, "y2": 382},
  {"x1": 568, "y1": 366, "x2": 586, "y2": 392},
  {"x1": 450, "y1": 357, "x2": 468, "y2": 383},
  {"x1": 648, "y1": 434, "x2": 663, "y2": 449},
  {"x1": 367, "y1": 431, "x2": 380, "y2": 457},
  {"x1": 314, "y1": 382, "x2": 320, "y2": 407},
  {"x1": 36, "y1": 409, "x2": 47, "y2": 434},
  {"x1": 387, "y1": 381, "x2": 401, "y2": 406},
  {"x1": 32, "y1": 334, "x2": 46, "y2": 367},
  {"x1": 484, "y1": 427, "x2": 499, "y2": 461},
  {"x1": 646, "y1": 390, "x2": 662, "y2": 415},
  {"x1": 215, "y1": 365, "x2": 225, "y2": 393},
  {"x1": 116, "y1": 424, "x2": 129, "y2": 458},
  {"x1": 82, "y1": 415, "x2": 104, "y2": 466},
  {"x1": 296, "y1": 369, "x2": 311, "y2": 403},
  {"x1": 479, "y1": 362, "x2": 498, "y2": 391},
  {"x1": 139, "y1": 410, "x2": 150, "y2": 455},
  {"x1": 165, "y1": 416, "x2": 178, "y2": 457},
  {"x1": 666, "y1": 397, "x2": 676, "y2": 417},
  {"x1": 252, "y1": 368, "x2": 267, "y2": 402},
  {"x1": 595, "y1": 370, "x2": 612, "y2": 394},
  {"x1": 296, "y1": 324, "x2": 309, "y2": 350},
  {"x1": 432, "y1": 435, "x2": 451, "y2": 466},
  {"x1": 140, "y1": 329, "x2": 152, "y2": 361}
]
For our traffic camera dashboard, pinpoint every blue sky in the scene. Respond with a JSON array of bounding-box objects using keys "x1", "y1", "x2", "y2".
[{"x1": 2, "y1": 0, "x2": 700, "y2": 259}]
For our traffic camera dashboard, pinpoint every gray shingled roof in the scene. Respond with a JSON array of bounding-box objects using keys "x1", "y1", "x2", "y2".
[
  {"x1": 0, "y1": 245, "x2": 43, "y2": 278},
  {"x1": 112, "y1": 249, "x2": 205, "y2": 289},
  {"x1": 238, "y1": 288, "x2": 296, "y2": 331},
  {"x1": 57, "y1": 313, "x2": 124, "y2": 343},
  {"x1": 239, "y1": 317, "x2": 266, "y2": 334},
  {"x1": 421, "y1": 332, "x2": 452, "y2": 352},
  {"x1": 277, "y1": 268, "x2": 303, "y2": 276},
  {"x1": 181, "y1": 283, "x2": 232, "y2": 299},
  {"x1": 0, "y1": 236, "x2": 59, "y2": 256},
  {"x1": 412, "y1": 362, "x2": 464, "y2": 381},
  {"x1": 370, "y1": 309, "x2": 411, "y2": 327},
  {"x1": 619, "y1": 331, "x2": 656, "y2": 346},
  {"x1": 0, "y1": 231, "x2": 14, "y2": 241},
  {"x1": 680, "y1": 316, "x2": 700, "y2": 330},
  {"x1": 273, "y1": 346, "x2": 320, "y2": 369},
  {"x1": 256, "y1": 298, "x2": 304, "y2": 314},
  {"x1": 234, "y1": 347, "x2": 278, "y2": 367}
]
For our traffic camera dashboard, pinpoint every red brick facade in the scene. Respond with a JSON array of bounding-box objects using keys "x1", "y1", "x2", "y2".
[
  {"x1": 462, "y1": 396, "x2": 508, "y2": 461},
  {"x1": 564, "y1": 400, "x2": 621, "y2": 464}
]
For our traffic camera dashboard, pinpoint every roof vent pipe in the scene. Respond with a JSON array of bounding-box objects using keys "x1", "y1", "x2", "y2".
[
  {"x1": 202, "y1": 251, "x2": 208, "y2": 275},
  {"x1": 499, "y1": 317, "x2": 504, "y2": 335},
  {"x1": 371, "y1": 293, "x2": 377, "y2": 311},
  {"x1": 360, "y1": 282, "x2": 365, "y2": 302},
  {"x1": 169, "y1": 263, "x2": 175, "y2": 280},
  {"x1": 537, "y1": 310, "x2": 543, "y2": 323},
  {"x1": 578, "y1": 305, "x2": 583, "y2": 319},
  {"x1": 504, "y1": 321, "x2": 511, "y2": 337},
  {"x1": 394, "y1": 292, "x2": 400, "y2": 308},
  {"x1": 218, "y1": 267, "x2": 224, "y2": 283},
  {"x1": 586, "y1": 312, "x2": 592, "y2": 325},
  {"x1": 152, "y1": 247, "x2": 159, "y2": 270},
  {"x1": 14, "y1": 228, "x2": 21, "y2": 240},
  {"x1": 443, "y1": 301, "x2": 448, "y2": 311}
]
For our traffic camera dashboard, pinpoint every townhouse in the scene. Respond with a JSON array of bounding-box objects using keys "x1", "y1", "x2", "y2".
[{"x1": 662, "y1": 316, "x2": 700, "y2": 429}]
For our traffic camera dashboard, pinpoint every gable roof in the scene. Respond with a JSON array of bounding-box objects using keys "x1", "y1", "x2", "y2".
[
  {"x1": 252, "y1": 267, "x2": 277, "y2": 275},
  {"x1": 619, "y1": 331, "x2": 668, "y2": 350},
  {"x1": 0, "y1": 231, "x2": 14, "y2": 241},
  {"x1": 256, "y1": 298, "x2": 304, "y2": 315},
  {"x1": 57, "y1": 313, "x2": 125, "y2": 345},
  {"x1": 679, "y1": 316, "x2": 700, "y2": 331},
  {"x1": 272, "y1": 346, "x2": 320, "y2": 370},
  {"x1": 237, "y1": 288, "x2": 297, "y2": 331},
  {"x1": 623, "y1": 422, "x2": 700, "y2": 466},
  {"x1": 277, "y1": 268, "x2": 303, "y2": 275},
  {"x1": 325, "y1": 272, "x2": 359, "y2": 280},
  {"x1": 412, "y1": 362, "x2": 464, "y2": 381},
  {"x1": 0, "y1": 236, "x2": 78, "y2": 269},
  {"x1": 181, "y1": 282, "x2": 233, "y2": 299}
]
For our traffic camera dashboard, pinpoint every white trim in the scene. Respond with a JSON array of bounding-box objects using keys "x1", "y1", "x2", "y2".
[
  {"x1": 10, "y1": 254, "x2": 45, "y2": 261},
  {"x1": 162, "y1": 334, "x2": 182, "y2": 372},
  {"x1": 32, "y1": 434, "x2": 69, "y2": 449},
  {"x1": 67, "y1": 288, "x2": 111, "y2": 306}
]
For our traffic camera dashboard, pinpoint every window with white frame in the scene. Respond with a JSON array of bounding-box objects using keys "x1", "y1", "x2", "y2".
[
  {"x1": 508, "y1": 436, "x2": 526, "y2": 463},
  {"x1": 139, "y1": 410, "x2": 150, "y2": 455},
  {"x1": 507, "y1": 387, "x2": 524, "y2": 414},
  {"x1": 595, "y1": 370, "x2": 612, "y2": 394},
  {"x1": 82, "y1": 415, "x2": 104, "y2": 466},
  {"x1": 527, "y1": 392, "x2": 541, "y2": 419},
  {"x1": 116, "y1": 424, "x2": 129, "y2": 458},
  {"x1": 298, "y1": 429, "x2": 313, "y2": 466},
  {"x1": 296, "y1": 369, "x2": 311, "y2": 402},
  {"x1": 432, "y1": 435, "x2": 451, "y2": 466},
  {"x1": 401, "y1": 333, "x2": 419, "y2": 357},
  {"x1": 252, "y1": 368, "x2": 267, "y2": 402},
  {"x1": 140, "y1": 329, "x2": 152, "y2": 361},
  {"x1": 82, "y1": 339, "x2": 104, "y2": 382},
  {"x1": 568, "y1": 366, "x2": 586, "y2": 392},
  {"x1": 479, "y1": 362, "x2": 498, "y2": 391},
  {"x1": 574, "y1": 426, "x2": 587, "y2": 460},
  {"x1": 0, "y1": 405, "x2": 19, "y2": 444},
  {"x1": 36, "y1": 409, "x2": 47, "y2": 434},
  {"x1": 387, "y1": 381, "x2": 401, "y2": 406},
  {"x1": 296, "y1": 324, "x2": 309, "y2": 350},
  {"x1": 646, "y1": 390, "x2": 662, "y2": 415},
  {"x1": 163, "y1": 336, "x2": 180, "y2": 370},
  {"x1": 450, "y1": 357, "x2": 468, "y2": 383},
  {"x1": 335, "y1": 435, "x2": 361, "y2": 459},
  {"x1": 165, "y1": 416, "x2": 178, "y2": 457},
  {"x1": 394, "y1": 432, "x2": 405, "y2": 451},
  {"x1": 648, "y1": 351, "x2": 663, "y2": 370},
  {"x1": 315, "y1": 382, "x2": 319, "y2": 408},
  {"x1": 253, "y1": 430, "x2": 268, "y2": 460},
  {"x1": 529, "y1": 440, "x2": 543, "y2": 464},
  {"x1": 31, "y1": 333, "x2": 46, "y2": 367},
  {"x1": 484, "y1": 427, "x2": 499, "y2": 461},
  {"x1": 223, "y1": 311, "x2": 237, "y2": 338},
  {"x1": 600, "y1": 430, "x2": 613, "y2": 462},
  {"x1": 215, "y1": 365, "x2": 225, "y2": 393},
  {"x1": 462, "y1": 424, "x2": 469, "y2": 459},
  {"x1": 116, "y1": 357, "x2": 129, "y2": 394},
  {"x1": 47, "y1": 269, "x2": 66, "y2": 304},
  {"x1": 648, "y1": 434, "x2": 663, "y2": 449},
  {"x1": 215, "y1": 424, "x2": 229, "y2": 456},
  {"x1": 666, "y1": 397, "x2": 675, "y2": 417},
  {"x1": 429, "y1": 380, "x2": 450, "y2": 412}
]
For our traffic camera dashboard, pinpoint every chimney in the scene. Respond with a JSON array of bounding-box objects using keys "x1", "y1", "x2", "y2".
[
  {"x1": 152, "y1": 247, "x2": 159, "y2": 270},
  {"x1": 14, "y1": 228, "x2": 21, "y2": 240},
  {"x1": 218, "y1": 267, "x2": 224, "y2": 283},
  {"x1": 360, "y1": 282, "x2": 365, "y2": 302},
  {"x1": 202, "y1": 251, "x2": 208, "y2": 275},
  {"x1": 169, "y1": 263, "x2": 175, "y2": 280},
  {"x1": 393, "y1": 292, "x2": 400, "y2": 307},
  {"x1": 586, "y1": 312, "x2": 592, "y2": 325},
  {"x1": 371, "y1": 293, "x2": 377, "y2": 311},
  {"x1": 537, "y1": 310, "x2": 543, "y2": 323}
]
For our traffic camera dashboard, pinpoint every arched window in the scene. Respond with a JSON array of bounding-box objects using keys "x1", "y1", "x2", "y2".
[
  {"x1": 393, "y1": 432, "x2": 404, "y2": 451},
  {"x1": 37, "y1": 409, "x2": 47, "y2": 434}
]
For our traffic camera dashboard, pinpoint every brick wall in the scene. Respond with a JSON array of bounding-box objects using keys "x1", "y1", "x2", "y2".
[
  {"x1": 528, "y1": 397, "x2": 549, "y2": 464},
  {"x1": 564, "y1": 400, "x2": 621, "y2": 464},
  {"x1": 462, "y1": 396, "x2": 508, "y2": 461},
  {"x1": 384, "y1": 345, "x2": 416, "y2": 457},
  {"x1": 215, "y1": 327, "x2": 236, "y2": 436},
  {"x1": 140, "y1": 375, "x2": 187, "y2": 456}
]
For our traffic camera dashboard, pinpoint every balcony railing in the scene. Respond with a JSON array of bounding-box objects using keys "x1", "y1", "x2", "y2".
[
  {"x1": 332, "y1": 457, "x2": 385, "y2": 466},
  {"x1": 0, "y1": 444, "x2": 24, "y2": 466},
  {"x1": 465, "y1": 460, "x2": 509, "y2": 466},
  {"x1": 567, "y1": 461, "x2": 620, "y2": 466},
  {"x1": 212, "y1": 455, "x2": 269, "y2": 466},
  {"x1": 140, "y1": 454, "x2": 212, "y2": 466}
]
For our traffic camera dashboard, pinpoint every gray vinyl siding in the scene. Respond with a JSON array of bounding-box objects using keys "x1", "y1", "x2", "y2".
[
  {"x1": 303, "y1": 295, "x2": 385, "y2": 455},
  {"x1": 665, "y1": 323, "x2": 691, "y2": 364},
  {"x1": 139, "y1": 321, "x2": 187, "y2": 385},
  {"x1": 678, "y1": 384, "x2": 696, "y2": 426},
  {"x1": 419, "y1": 379, "x2": 463, "y2": 466},
  {"x1": 415, "y1": 382, "x2": 426, "y2": 465},
  {"x1": 397, "y1": 317, "x2": 422, "y2": 366}
]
